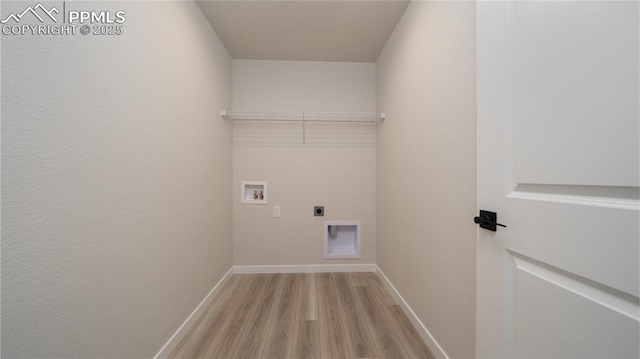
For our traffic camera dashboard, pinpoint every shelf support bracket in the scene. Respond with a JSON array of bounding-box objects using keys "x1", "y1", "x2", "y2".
[{"x1": 302, "y1": 112, "x2": 306, "y2": 144}]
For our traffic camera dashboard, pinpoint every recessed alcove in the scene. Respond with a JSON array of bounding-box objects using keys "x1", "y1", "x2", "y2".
[
  {"x1": 240, "y1": 181, "x2": 267, "y2": 204},
  {"x1": 324, "y1": 221, "x2": 361, "y2": 259}
]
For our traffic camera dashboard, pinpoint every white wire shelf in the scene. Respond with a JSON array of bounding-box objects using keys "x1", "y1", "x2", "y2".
[{"x1": 220, "y1": 110, "x2": 386, "y2": 123}]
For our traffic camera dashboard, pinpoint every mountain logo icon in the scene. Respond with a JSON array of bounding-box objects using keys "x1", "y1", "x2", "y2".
[{"x1": 1, "y1": 3, "x2": 59, "y2": 24}]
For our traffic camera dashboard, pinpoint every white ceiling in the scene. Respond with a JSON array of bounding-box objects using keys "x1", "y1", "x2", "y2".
[{"x1": 196, "y1": 1, "x2": 410, "y2": 63}]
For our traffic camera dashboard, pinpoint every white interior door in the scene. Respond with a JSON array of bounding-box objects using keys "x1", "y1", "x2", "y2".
[{"x1": 476, "y1": 1, "x2": 639, "y2": 358}]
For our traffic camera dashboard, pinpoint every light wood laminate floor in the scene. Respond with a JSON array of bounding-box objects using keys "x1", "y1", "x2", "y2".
[{"x1": 169, "y1": 272, "x2": 435, "y2": 359}]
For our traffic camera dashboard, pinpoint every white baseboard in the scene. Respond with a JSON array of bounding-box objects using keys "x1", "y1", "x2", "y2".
[
  {"x1": 153, "y1": 267, "x2": 234, "y2": 359},
  {"x1": 233, "y1": 264, "x2": 377, "y2": 274},
  {"x1": 375, "y1": 265, "x2": 450, "y2": 359}
]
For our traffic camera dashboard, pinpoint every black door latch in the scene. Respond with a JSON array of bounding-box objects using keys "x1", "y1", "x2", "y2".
[{"x1": 474, "y1": 210, "x2": 506, "y2": 232}]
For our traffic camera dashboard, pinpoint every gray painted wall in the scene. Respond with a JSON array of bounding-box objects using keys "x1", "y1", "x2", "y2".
[
  {"x1": 376, "y1": 2, "x2": 477, "y2": 358},
  {"x1": 232, "y1": 60, "x2": 377, "y2": 266},
  {"x1": 1, "y1": 2, "x2": 233, "y2": 357}
]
